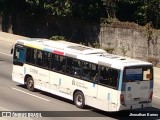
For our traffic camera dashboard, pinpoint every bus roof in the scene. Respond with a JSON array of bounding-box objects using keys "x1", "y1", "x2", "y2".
[{"x1": 16, "y1": 38, "x2": 152, "y2": 69}]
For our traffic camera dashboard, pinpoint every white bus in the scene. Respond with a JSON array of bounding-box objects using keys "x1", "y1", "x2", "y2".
[{"x1": 11, "y1": 38, "x2": 153, "y2": 111}]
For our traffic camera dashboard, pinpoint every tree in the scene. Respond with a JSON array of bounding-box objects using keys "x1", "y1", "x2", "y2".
[
  {"x1": 147, "y1": 0, "x2": 160, "y2": 29},
  {"x1": 25, "y1": 0, "x2": 105, "y2": 22},
  {"x1": 71, "y1": 0, "x2": 104, "y2": 21},
  {"x1": 26, "y1": 0, "x2": 72, "y2": 17},
  {"x1": 0, "y1": 0, "x2": 27, "y2": 32},
  {"x1": 1, "y1": 0, "x2": 160, "y2": 33},
  {"x1": 102, "y1": 0, "x2": 118, "y2": 18},
  {"x1": 117, "y1": 0, "x2": 160, "y2": 29}
]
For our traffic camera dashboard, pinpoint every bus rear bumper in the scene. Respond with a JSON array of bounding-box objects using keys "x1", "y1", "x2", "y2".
[{"x1": 119, "y1": 103, "x2": 152, "y2": 110}]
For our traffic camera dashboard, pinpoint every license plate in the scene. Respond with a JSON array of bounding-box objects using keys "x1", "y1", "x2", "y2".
[{"x1": 134, "y1": 98, "x2": 140, "y2": 101}]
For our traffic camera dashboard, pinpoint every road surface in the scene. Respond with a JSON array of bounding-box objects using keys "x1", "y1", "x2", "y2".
[{"x1": 0, "y1": 51, "x2": 160, "y2": 120}]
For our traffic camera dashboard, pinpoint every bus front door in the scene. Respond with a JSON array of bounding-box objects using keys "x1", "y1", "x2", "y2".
[{"x1": 12, "y1": 45, "x2": 25, "y2": 84}]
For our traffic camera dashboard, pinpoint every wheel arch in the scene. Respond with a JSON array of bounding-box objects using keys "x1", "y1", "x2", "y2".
[
  {"x1": 73, "y1": 89, "x2": 85, "y2": 102},
  {"x1": 73, "y1": 89, "x2": 86, "y2": 108},
  {"x1": 24, "y1": 74, "x2": 32, "y2": 84}
]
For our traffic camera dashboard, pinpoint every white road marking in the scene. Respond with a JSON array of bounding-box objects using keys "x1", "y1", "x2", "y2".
[
  {"x1": 0, "y1": 51, "x2": 12, "y2": 57},
  {"x1": 153, "y1": 95, "x2": 160, "y2": 99},
  {"x1": 12, "y1": 87, "x2": 50, "y2": 102}
]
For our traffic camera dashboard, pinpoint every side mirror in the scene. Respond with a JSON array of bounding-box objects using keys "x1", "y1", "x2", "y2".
[
  {"x1": 11, "y1": 45, "x2": 14, "y2": 54},
  {"x1": 11, "y1": 48, "x2": 13, "y2": 54}
]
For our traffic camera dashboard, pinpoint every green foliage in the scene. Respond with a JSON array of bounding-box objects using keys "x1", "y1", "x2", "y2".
[
  {"x1": 79, "y1": 42, "x2": 85, "y2": 45},
  {"x1": 50, "y1": 35, "x2": 66, "y2": 41},
  {"x1": 26, "y1": 0, "x2": 72, "y2": 16},
  {"x1": 102, "y1": 0, "x2": 160, "y2": 29},
  {"x1": 119, "y1": 0, "x2": 140, "y2": 4},
  {"x1": 93, "y1": 41, "x2": 100, "y2": 48},
  {"x1": 25, "y1": 0, "x2": 103, "y2": 20},
  {"x1": 0, "y1": 0, "x2": 160, "y2": 30},
  {"x1": 104, "y1": 47, "x2": 114, "y2": 54},
  {"x1": 101, "y1": 17, "x2": 118, "y2": 25},
  {"x1": 71, "y1": 0, "x2": 103, "y2": 20}
]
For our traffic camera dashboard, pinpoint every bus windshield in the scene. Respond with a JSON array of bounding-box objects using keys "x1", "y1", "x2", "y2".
[{"x1": 123, "y1": 66, "x2": 153, "y2": 82}]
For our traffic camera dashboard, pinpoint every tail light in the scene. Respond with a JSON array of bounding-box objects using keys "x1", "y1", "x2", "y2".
[
  {"x1": 148, "y1": 91, "x2": 153, "y2": 103},
  {"x1": 120, "y1": 94, "x2": 125, "y2": 105}
]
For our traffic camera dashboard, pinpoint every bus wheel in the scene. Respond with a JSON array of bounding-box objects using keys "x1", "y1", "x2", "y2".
[
  {"x1": 74, "y1": 91, "x2": 85, "y2": 109},
  {"x1": 26, "y1": 77, "x2": 34, "y2": 92}
]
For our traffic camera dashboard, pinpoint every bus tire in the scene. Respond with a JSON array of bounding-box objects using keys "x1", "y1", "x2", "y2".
[
  {"x1": 26, "y1": 77, "x2": 34, "y2": 92},
  {"x1": 74, "y1": 91, "x2": 85, "y2": 109}
]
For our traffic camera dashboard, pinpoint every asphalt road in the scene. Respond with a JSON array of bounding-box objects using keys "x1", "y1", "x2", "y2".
[{"x1": 0, "y1": 51, "x2": 160, "y2": 120}]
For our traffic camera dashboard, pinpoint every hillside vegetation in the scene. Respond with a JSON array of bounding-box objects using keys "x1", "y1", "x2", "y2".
[{"x1": 0, "y1": 0, "x2": 160, "y2": 28}]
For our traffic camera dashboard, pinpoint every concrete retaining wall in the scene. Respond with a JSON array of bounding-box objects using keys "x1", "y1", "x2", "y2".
[{"x1": 99, "y1": 26, "x2": 160, "y2": 63}]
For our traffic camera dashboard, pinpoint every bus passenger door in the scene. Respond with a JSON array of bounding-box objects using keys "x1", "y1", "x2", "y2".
[
  {"x1": 12, "y1": 44, "x2": 25, "y2": 84},
  {"x1": 87, "y1": 81, "x2": 98, "y2": 98},
  {"x1": 82, "y1": 62, "x2": 99, "y2": 107},
  {"x1": 35, "y1": 51, "x2": 50, "y2": 91},
  {"x1": 95, "y1": 67, "x2": 120, "y2": 111},
  {"x1": 49, "y1": 72, "x2": 60, "y2": 93}
]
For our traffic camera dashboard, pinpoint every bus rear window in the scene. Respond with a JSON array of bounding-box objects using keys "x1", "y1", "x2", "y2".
[{"x1": 124, "y1": 66, "x2": 153, "y2": 82}]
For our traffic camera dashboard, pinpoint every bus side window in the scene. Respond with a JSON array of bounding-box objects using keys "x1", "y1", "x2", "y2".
[
  {"x1": 108, "y1": 69, "x2": 119, "y2": 88},
  {"x1": 59, "y1": 56, "x2": 66, "y2": 73},
  {"x1": 26, "y1": 47, "x2": 36, "y2": 64},
  {"x1": 99, "y1": 67, "x2": 108, "y2": 85},
  {"x1": 32, "y1": 49, "x2": 36, "y2": 64},
  {"x1": 82, "y1": 62, "x2": 91, "y2": 81},
  {"x1": 26, "y1": 47, "x2": 36, "y2": 65},
  {"x1": 66, "y1": 57, "x2": 74, "y2": 75},
  {"x1": 51, "y1": 54, "x2": 65, "y2": 72},
  {"x1": 43, "y1": 52, "x2": 51, "y2": 68},
  {"x1": 73, "y1": 60, "x2": 82, "y2": 78},
  {"x1": 37, "y1": 50, "x2": 43, "y2": 66},
  {"x1": 51, "y1": 54, "x2": 58, "y2": 70},
  {"x1": 90, "y1": 64, "x2": 99, "y2": 82},
  {"x1": 26, "y1": 48, "x2": 31, "y2": 63},
  {"x1": 112, "y1": 70, "x2": 118, "y2": 87}
]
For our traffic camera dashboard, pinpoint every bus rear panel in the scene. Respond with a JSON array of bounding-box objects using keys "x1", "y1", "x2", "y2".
[{"x1": 119, "y1": 65, "x2": 153, "y2": 110}]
